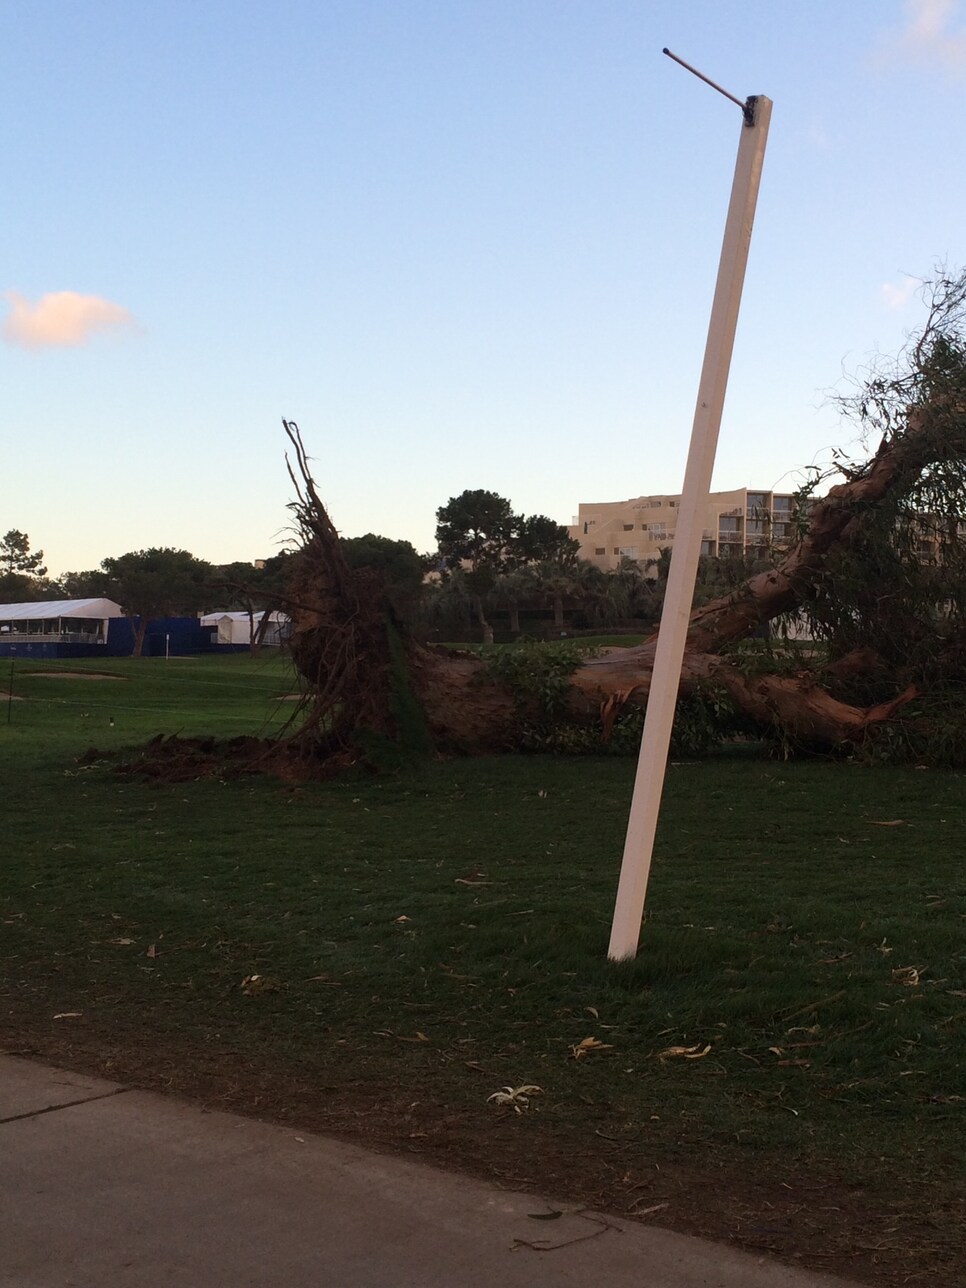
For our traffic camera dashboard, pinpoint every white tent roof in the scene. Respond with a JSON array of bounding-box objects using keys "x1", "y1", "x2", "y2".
[
  {"x1": 0, "y1": 598, "x2": 124, "y2": 622},
  {"x1": 200, "y1": 610, "x2": 288, "y2": 624}
]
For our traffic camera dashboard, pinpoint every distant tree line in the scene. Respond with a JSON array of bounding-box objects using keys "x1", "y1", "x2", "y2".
[
  {"x1": 2, "y1": 489, "x2": 781, "y2": 655},
  {"x1": 0, "y1": 523, "x2": 765, "y2": 656}
]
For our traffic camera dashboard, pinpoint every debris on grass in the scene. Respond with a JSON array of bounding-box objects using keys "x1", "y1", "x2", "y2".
[
  {"x1": 487, "y1": 1084, "x2": 542, "y2": 1112},
  {"x1": 656, "y1": 1042, "x2": 711, "y2": 1061},
  {"x1": 780, "y1": 989, "x2": 846, "y2": 1021},
  {"x1": 892, "y1": 966, "x2": 923, "y2": 986},
  {"x1": 570, "y1": 1036, "x2": 614, "y2": 1059},
  {"x1": 241, "y1": 974, "x2": 282, "y2": 996},
  {"x1": 628, "y1": 1200, "x2": 669, "y2": 1218}
]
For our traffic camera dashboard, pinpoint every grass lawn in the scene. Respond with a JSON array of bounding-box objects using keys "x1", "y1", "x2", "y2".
[{"x1": 1, "y1": 652, "x2": 964, "y2": 1285}]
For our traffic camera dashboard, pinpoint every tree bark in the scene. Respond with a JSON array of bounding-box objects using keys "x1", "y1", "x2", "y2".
[
  {"x1": 473, "y1": 595, "x2": 494, "y2": 645},
  {"x1": 404, "y1": 419, "x2": 945, "y2": 751}
]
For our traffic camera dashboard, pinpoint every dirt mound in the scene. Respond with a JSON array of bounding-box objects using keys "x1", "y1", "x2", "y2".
[{"x1": 93, "y1": 734, "x2": 358, "y2": 784}]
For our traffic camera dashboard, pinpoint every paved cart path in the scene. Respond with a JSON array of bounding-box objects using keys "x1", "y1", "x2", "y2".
[{"x1": 0, "y1": 1054, "x2": 862, "y2": 1288}]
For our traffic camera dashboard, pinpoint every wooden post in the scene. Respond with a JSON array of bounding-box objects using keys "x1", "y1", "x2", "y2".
[{"x1": 607, "y1": 90, "x2": 772, "y2": 962}]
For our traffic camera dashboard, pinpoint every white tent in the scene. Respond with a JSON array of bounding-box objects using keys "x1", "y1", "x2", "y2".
[
  {"x1": 0, "y1": 599, "x2": 124, "y2": 643},
  {"x1": 199, "y1": 610, "x2": 288, "y2": 647}
]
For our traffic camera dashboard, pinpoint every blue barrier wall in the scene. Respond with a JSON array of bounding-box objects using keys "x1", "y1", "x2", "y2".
[{"x1": 0, "y1": 618, "x2": 217, "y2": 659}]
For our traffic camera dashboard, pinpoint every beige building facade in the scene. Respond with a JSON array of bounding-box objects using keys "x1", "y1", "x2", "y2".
[{"x1": 569, "y1": 487, "x2": 798, "y2": 572}]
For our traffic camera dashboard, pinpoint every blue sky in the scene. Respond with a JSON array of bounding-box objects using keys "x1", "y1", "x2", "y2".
[{"x1": 3, "y1": 0, "x2": 965, "y2": 576}]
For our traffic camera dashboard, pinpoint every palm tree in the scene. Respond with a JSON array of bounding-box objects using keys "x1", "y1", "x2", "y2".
[{"x1": 487, "y1": 566, "x2": 537, "y2": 635}]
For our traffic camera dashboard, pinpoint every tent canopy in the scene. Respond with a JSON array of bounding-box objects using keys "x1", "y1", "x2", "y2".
[
  {"x1": 0, "y1": 598, "x2": 124, "y2": 622},
  {"x1": 200, "y1": 609, "x2": 288, "y2": 646},
  {"x1": 199, "y1": 611, "x2": 287, "y2": 624}
]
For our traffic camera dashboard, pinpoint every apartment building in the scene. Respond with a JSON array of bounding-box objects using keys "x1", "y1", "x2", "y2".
[{"x1": 569, "y1": 487, "x2": 798, "y2": 572}]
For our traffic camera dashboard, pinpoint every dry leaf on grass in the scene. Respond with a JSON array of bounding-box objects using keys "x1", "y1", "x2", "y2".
[
  {"x1": 656, "y1": 1042, "x2": 712, "y2": 1061},
  {"x1": 569, "y1": 1036, "x2": 614, "y2": 1059},
  {"x1": 869, "y1": 819, "x2": 906, "y2": 827},
  {"x1": 629, "y1": 1200, "x2": 670, "y2": 1217},
  {"x1": 241, "y1": 974, "x2": 282, "y2": 996},
  {"x1": 52, "y1": 1012, "x2": 82, "y2": 1020},
  {"x1": 892, "y1": 966, "x2": 923, "y2": 986},
  {"x1": 487, "y1": 1084, "x2": 542, "y2": 1112}
]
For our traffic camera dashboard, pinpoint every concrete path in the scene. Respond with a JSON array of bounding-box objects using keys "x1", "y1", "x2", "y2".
[{"x1": 0, "y1": 1054, "x2": 861, "y2": 1288}]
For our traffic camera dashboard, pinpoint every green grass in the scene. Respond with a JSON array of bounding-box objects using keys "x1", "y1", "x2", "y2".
[
  {"x1": 1, "y1": 653, "x2": 964, "y2": 1283},
  {"x1": 1, "y1": 652, "x2": 298, "y2": 755}
]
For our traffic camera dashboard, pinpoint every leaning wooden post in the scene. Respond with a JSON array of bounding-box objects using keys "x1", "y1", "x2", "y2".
[{"x1": 608, "y1": 60, "x2": 772, "y2": 962}]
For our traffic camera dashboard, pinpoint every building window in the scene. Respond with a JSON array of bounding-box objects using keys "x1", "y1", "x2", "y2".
[
  {"x1": 595, "y1": 547, "x2": 606, "y2": 556},
  {"x1": 623, "y1": 523, "x2": 634, "y2": 531},
  {"x1": 747, "y1": 492, "x2": 768, "y2": 509},
  {"x1": 618, "y1": 546, "x2": 638, "y2": 558},
  {"x1": 747, "y1": 519, "x2": 768, "y2": 535},
  {"x1": 718, "y1": 516, "x2": 742, "y2": 533},
  {"x1": 700, "y1": 540, "x2": 715, "y2": 556},
  {"x1": 773, "y1": 496, "x2": 793, "y2": 512}
]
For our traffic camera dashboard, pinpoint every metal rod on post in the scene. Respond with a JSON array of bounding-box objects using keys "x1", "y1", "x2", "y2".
[{"x1": 607, "y1": 69, "x2": 772, "y2": 963}]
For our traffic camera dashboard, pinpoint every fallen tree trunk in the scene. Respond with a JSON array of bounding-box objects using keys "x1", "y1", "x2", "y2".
[{"x1": 280, "y1": 416, "x2": 936, "y2": 763}]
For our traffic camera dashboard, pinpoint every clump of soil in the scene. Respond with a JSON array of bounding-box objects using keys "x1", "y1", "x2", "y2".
[{"x1": 85, "y1": 734, "x2": 361, "y2": 784}]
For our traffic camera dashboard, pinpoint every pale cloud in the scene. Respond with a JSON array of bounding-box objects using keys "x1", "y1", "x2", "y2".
[
  {"x1": 2, "y1": 290, "x2": 138, "y2": 349},
  {"x1": 881, "y1": 275, "x2": 921, "y2": 309},
  {"x1": 876, "y1": 0, "x2": 966, "y2": 72}
]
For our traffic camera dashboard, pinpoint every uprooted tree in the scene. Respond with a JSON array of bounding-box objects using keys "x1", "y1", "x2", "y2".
[{"x1": 280, "y1": 270, "x2": 966, "y2": 770}]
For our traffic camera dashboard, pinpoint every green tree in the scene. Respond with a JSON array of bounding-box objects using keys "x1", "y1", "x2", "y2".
[
  {"x1": 487, "y1": 566, "x2": 537, "y2": 635},
  {"x1": 0, "y1": 530, "x2": 50, "y2": 599},
  {"x1": 435, "y1": 492, "x2": 575, "y2": 641},
  {"x1": 59, "y1": 568, "x2": 110, "y2": 599},
  {"x1": 508, "y1": 514, "x2": 579, "y2": 566},
  {"x1": 341, "y1": 534, "x2": 426, "y2": 612},
  {"x1": 524, "y1": 559, "x2": 614, "y2": 632},
  {"x1": 435, "y1": 490, "x2": 517, "y2": 642},
  {"x1": 0, "y1": 530, "x2": 46, "y2": 579},
  {"x1": 99, "y1": 548, "x2": 213, "y2": 656}
]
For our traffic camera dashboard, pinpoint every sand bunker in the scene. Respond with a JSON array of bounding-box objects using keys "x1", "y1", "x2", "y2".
[{"x1": 23, "y1": 671, "x2": 126, "y2": 681}]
